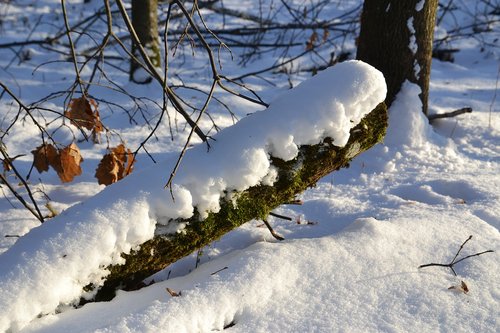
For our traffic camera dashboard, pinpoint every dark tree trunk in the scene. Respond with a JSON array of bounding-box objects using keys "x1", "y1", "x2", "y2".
[
  {"x1": 130, "y1": 0, "x2": 160, "y2": 83},
  {"x1": 91, "y1": 103, "x2": 388, "y2": 302},
  {"x1": 356, "y1": 0, "x2": 438, "y2": 115}
]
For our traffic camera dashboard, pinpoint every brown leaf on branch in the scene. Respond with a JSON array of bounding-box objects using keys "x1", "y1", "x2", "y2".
[
  {"x1": 95, "y1": 153, "x2": 119, "y2": 185},
  {"x1": 32, "y1": 143, "x2": 60, "y2": 173},
  {"x1": 306, "y1": 31, "x2": 318, "y2": 50},
  {"x1": 57, "y1": 143, "x2": 83, "y2": 183},
  {"x1": 65, "y1": 96, "x2": 103, "y2": 143},
  {"x1": 322, "y1": 28, "x2": 330, "y2": 43},
  {"x1": 95, "y1": 144, "x2": 135, "y2": 186},
  {"x1": 112, "y1": 144, "x2": 135, "y2": 177}
]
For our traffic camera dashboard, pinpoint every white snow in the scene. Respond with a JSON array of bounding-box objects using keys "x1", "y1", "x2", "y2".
[
  {"x1": 407, "y1": 17, "x2": 421, "y2": 79},
  {"x1": 21, "y1": 214, "x2": 499, "y2": 333},
  {"x1": 0, "y1": 195, "x2": 156, "y2": 333},
  {"x1": 385, "y1": 81, "x2": 435, "y2": 147},
  {"x1": 0, "y1": 1, "x2": 499, "y2": 333},
  {"x1": 416, "y1": 0, "x2": 425, "y2": 12}
]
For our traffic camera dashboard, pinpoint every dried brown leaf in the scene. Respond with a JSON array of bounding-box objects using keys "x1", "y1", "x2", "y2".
[
  {"x1": 32, "y1": 144, "x2": 59, "y2": 173},
  {"x1": 65, "y1": 96, "x2": 103, "y2": 143},
  {"x1": 306, "y1": 31, "x2": 318, "y2": 50},
  {"x1": 95, "y1": 153, "x2": 120, "y2": 186},
  {"x1": 125, "y1": 149, "x2": 135, "y2": 175},
  {"x1": 112, "y1": 144, "x2": 135, "y2": 177},
  {"x1": 112, "y1": 144, "x2": 127, "y2": 175},
  {"x1": 65, "y1": 97, "x2": 95, "y2": 130},
  {"x1": 95, "y1": 144, "x2": 135, "y2": 186},
  {"x1": 166, "y1": 287, "x2": 181, "y2": 297},
  {"x1": 461, "y1": 280, "x2": 469, "y2": 293},
  {"x1": 89, "y1": 98, "x2": 103, "y2": 143},
  {"x1": 448, "y1": 280, "x2": 469, "y2": 294},
  {"x1": 322, "y1": 28, "x2": 330, "y2": 43},
  {"x1": 57, "y1": 143, "x2": 83, "y2": 183}
]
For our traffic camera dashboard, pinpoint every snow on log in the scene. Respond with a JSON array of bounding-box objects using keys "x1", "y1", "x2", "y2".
[{"x1": 0, "y1": 60, "x2": 387, "y2": 332}]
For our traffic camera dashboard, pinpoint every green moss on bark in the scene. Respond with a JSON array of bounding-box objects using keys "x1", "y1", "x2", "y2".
[{"x1": 92, "y1": 103, "x2": 388, "y2": 302}]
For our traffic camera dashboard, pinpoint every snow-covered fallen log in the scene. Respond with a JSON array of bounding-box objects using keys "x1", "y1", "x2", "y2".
[
  {"x1": 0, "y1": 60, "x2": 387, "y2": 332},
  {"x1": 97, "y1": 104, "x2": 387, "y2": 301}
]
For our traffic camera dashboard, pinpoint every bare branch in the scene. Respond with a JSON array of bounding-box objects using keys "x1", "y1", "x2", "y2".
[
  {"x1": 114, "y1": 0, "x2": 208, "y2": 142},
  {"x1": 0, "y1": 143, "x2": 44, "y2": 223},
  {"x1": 419, "y1": 235, "x2": 494, "y2": 276},
  {"x1": 428, "y1": 107, "x2": 472, "y2": 122}
]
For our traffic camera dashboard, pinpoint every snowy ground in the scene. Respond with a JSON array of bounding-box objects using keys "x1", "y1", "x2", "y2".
[{"x1": 0, "y1": 1, "x2": 499, "y2": 332}]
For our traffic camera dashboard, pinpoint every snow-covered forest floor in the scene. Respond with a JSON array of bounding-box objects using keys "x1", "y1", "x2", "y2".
[{"x1": 0, "y1": 0, "x2": 499, "y2": 332}]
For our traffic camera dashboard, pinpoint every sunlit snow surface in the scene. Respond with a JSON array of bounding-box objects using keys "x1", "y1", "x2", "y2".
[{"x1": 0, "y1": 1, "x2": 499, "y2": 332}]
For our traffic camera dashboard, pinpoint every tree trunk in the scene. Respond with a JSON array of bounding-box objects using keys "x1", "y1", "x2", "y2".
[
  {"x1": 130, "y1": 0, "x2": 160, "y2": 83},
  {"x1": 91, "y1": 102, "x2": 388, "y2": 302},
  {"x1": 356, "y1": 0, "x2": 438, "y2": 115}
]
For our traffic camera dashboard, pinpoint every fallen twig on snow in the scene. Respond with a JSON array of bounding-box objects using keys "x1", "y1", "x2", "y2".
[
  {"x1": 428, "y1": 107, "x2": 472, "y2": 122},
  {"x1": 418, "y1": 235, "x2": 494, "y2": 276},
  {"x1": 262, "y1": 219, "x2": 285, "y2": 241}
]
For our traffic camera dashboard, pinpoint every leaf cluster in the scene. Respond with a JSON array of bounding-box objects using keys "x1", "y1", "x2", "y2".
[
  {"x1": 30, "y1": 96, "x2": 135, "y2": 186},
  {"x1": 32, "y1": 142, "x2": 83, "y2": 183}
]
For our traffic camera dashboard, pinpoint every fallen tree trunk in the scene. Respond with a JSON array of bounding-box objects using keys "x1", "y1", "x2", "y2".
[{"x1": 93, "y1": 102, "x2": 388, "y2": 302}]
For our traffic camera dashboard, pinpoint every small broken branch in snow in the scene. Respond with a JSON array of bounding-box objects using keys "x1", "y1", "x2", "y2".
[
  {"x1": 262, "y1": 219, "x2": 285, "y2": 241},
  {"x1": 418, "y1": 235, "x2": 494, "y2": 276},
  {"x1": 210, "y1": 266, "x2": 228, "y2": 275},
  {"x1": 428, "y1": 107, "x2": 472, "y2": 122},
  {"x1": 269, "y1": 212, "x2": 293, "y2": 221},
  {"x1": 91, "y1": 103, "x2": 388, "y2": 302},
  {"x1": 165, "y1": 287, "x2": 181, "y2": 297}
]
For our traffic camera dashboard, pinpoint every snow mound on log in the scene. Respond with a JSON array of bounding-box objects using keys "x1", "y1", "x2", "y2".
[
  {"x1": 0, "y1": 60, "x2": 386, "y2": 332},
  {"x1": 165, "y1": 60, "x2": 387, "y2": 218}
]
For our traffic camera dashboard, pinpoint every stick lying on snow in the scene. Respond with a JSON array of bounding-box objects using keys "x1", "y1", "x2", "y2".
[{"x1": 0, "y1": 60, "x2": 387, "y2": 332}]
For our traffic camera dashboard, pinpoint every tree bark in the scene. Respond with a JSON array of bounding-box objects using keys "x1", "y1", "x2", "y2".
[
  {"x1": 91, "y1": 102, "x2": 388, "y2": 302},
  {"x1": 356, "y1": 0, "x2": 438, "y2": 115},
  {"x1": 130, "y1": 0, "x2": 160, "y2": 83}
]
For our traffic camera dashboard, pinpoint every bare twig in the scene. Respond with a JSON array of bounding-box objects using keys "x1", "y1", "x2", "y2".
[
  {"x1": 428, "y1": 107, "x2": 472, "y2": 122},
  {"x1": 164, "y1": 79, "x2": 216, "y2": 191},
  {"x1": 418, "y1": 235, "x2": 494, "y2": 276},
  {"x1": 0, "y1": 81, "x2": 52, "y2": 140},
  {"x1": 269, "y1": 211, "x2": 293, "y2": 221},
  {"x1": 114, "y1": 0, "x2": 208, "y2": 143},
  {"x1": 262, "y1": 219, "x2": 285, "y2": 241},
  {"x1": 205, "y1": 2, "x2": 273, "y2": 25},
  {"x1": 61, "y1": 0, "x2": 86, "y2": 97},
  {"x1": 210, "y1": 266, "x2": 228, "y2": 275},
  {"x1": 231, "y1": 47, "x2": 314, "y2": 81},
  {"x1": 0, "y1": 143, "x2": 44, "y2": 223}
]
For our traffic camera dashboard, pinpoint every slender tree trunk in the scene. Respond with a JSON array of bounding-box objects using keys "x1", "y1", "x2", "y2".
[
  {"x1": 130, "y1": 0, "x2": 160, "y2": 83},
  {"x1": 356, "y1": 0, "x2": 438, "y2": 115}
]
